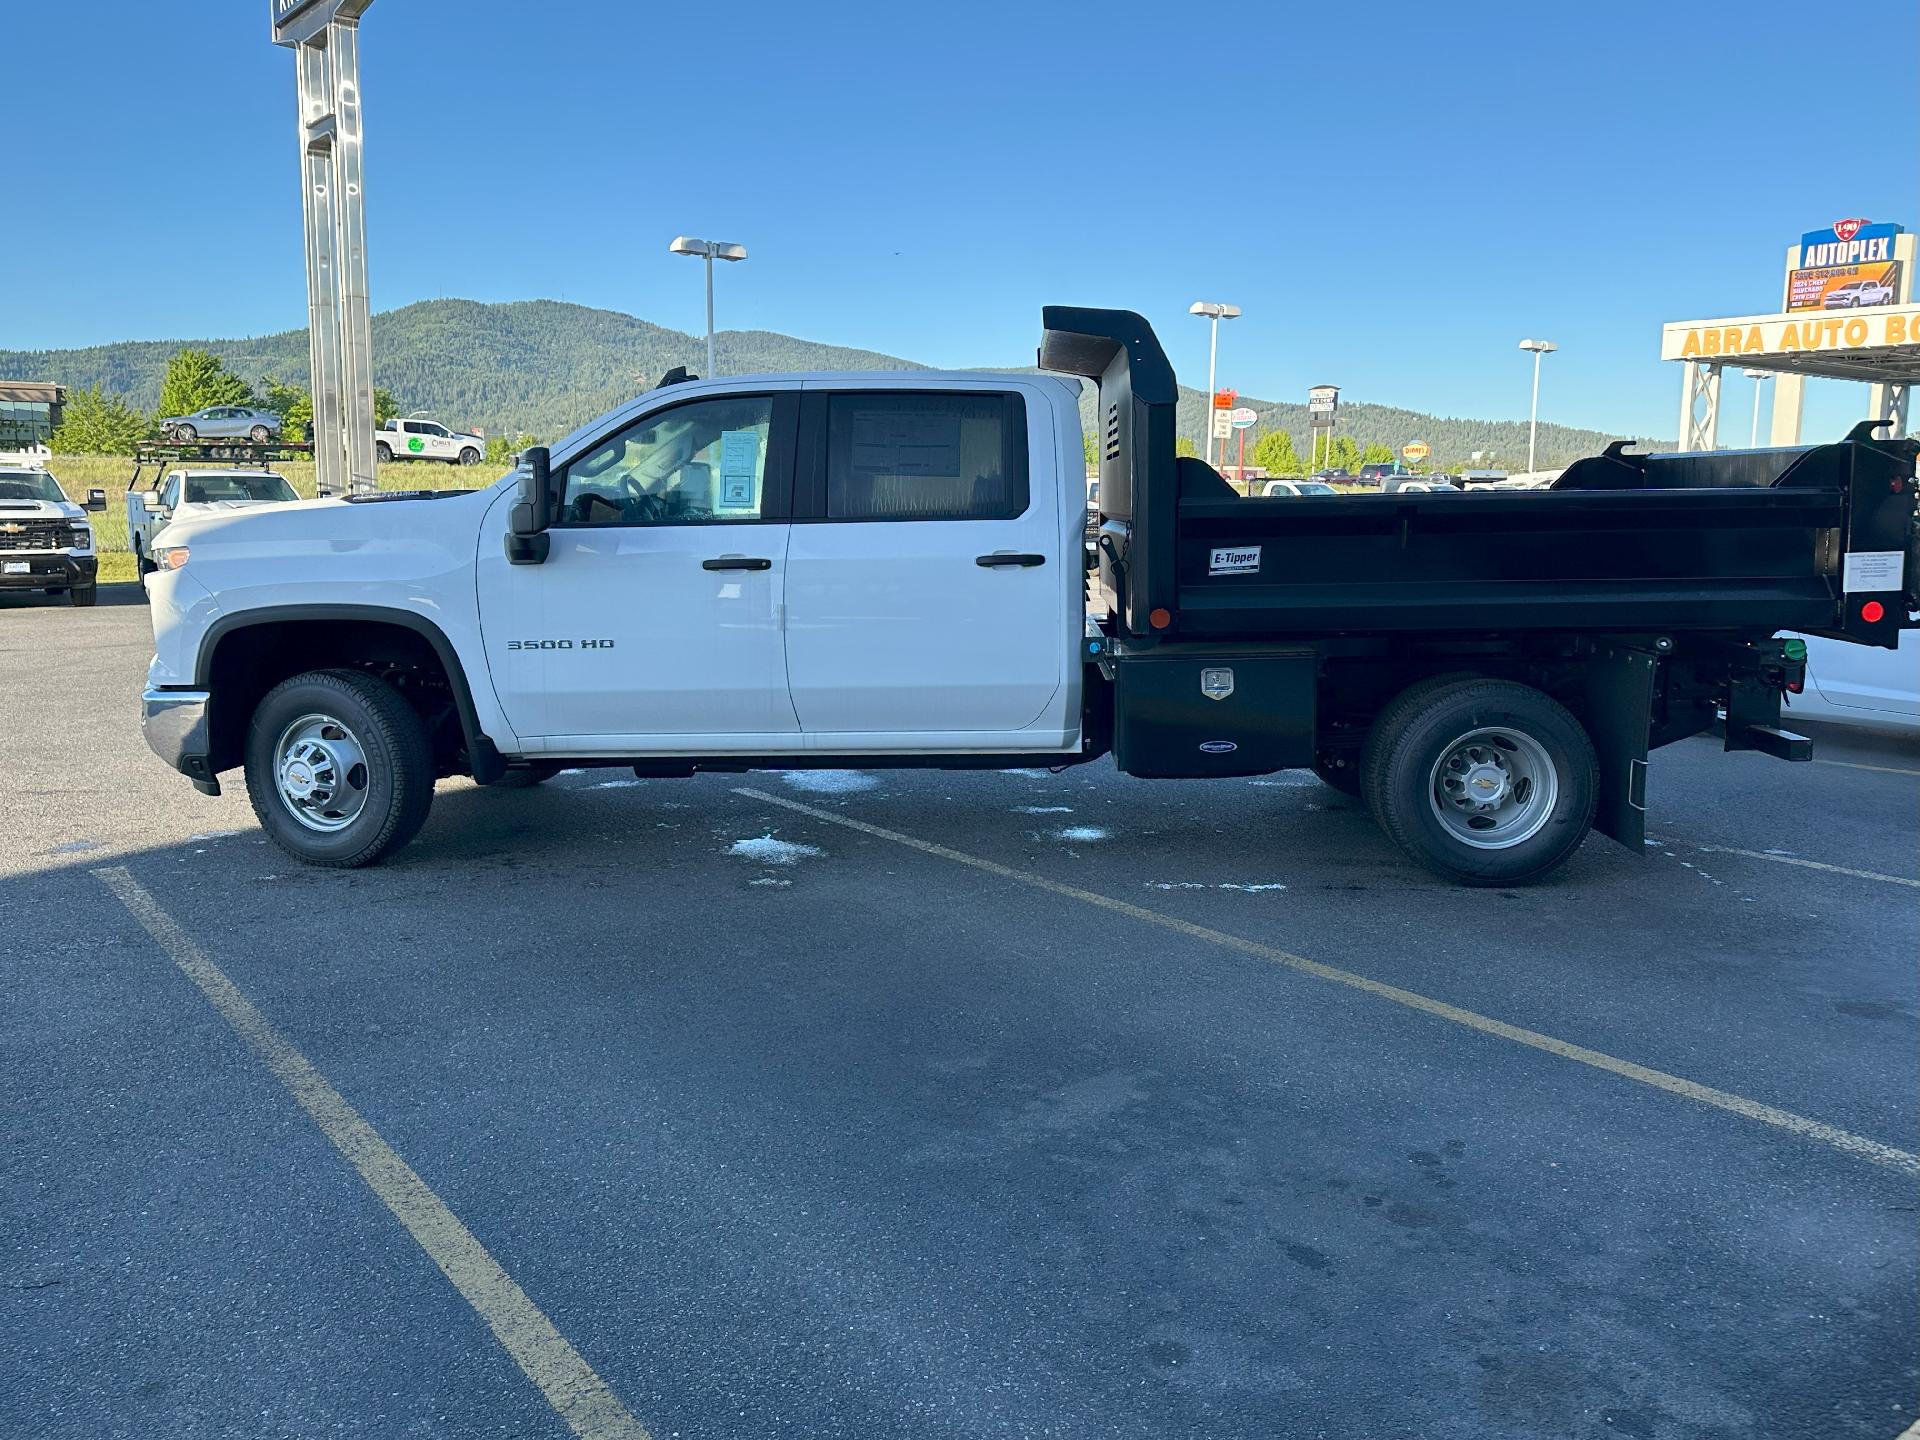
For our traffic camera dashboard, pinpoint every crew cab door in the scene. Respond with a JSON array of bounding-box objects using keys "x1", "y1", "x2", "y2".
[
  {"x1": 476, "y1": 389, "x2": 800, "y2": 745},
  {"x1": 781, "y1": 384, "x2": 1072, "y2": 741}
]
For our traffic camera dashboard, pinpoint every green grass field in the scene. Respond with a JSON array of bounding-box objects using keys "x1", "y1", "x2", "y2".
[{"x1": 37, "y1": 454, "x2": 488, "y2": 584}]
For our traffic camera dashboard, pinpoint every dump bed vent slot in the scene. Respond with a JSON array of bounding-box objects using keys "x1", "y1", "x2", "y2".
[{"x1": 1104, "y1": 401, "x2": 1121, "y2": 461}]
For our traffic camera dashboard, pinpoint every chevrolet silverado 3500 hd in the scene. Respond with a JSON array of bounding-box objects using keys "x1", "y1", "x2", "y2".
[{"x1": 139, "y1": 308, "x2": 1920, "y2": 883}]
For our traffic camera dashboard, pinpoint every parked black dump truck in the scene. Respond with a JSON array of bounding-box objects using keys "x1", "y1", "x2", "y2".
[{"x1": 1042, "y1": 306, "x2": 1920, "y2": 884}]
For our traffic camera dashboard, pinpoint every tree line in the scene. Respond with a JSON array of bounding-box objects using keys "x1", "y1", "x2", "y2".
[{"x1": 48, "y1": 349, "x2": 540, "y2": 464}]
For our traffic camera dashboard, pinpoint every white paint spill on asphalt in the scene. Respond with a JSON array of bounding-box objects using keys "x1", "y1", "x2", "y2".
[
  {"x1": 1055, "y1": 826, "x2": 1110, "y2": 842},
  {"x1": 592, "y1": 779, "x2": 645, "y2": 789},
  {"x1": 748, "y1": 876, "x2": 794, "y2": 888},
  {"x1": 188, "y1": 830, "x2": 241, "y2": 842},
  {"x1": 559, "y1": 768, "x2": 585, "y2": 776},
  {"x1": 727, "y1": 836, "x2": 823, "y2": 865},
  {"x1": 1001, "y1": 768, "x2": 1052, "y2": 779},
  {"x1": 1250, "y1": 774, "x2": 1316, "y2": 787},
  {"x1": 1147, "y1": 881, "x2": 1288, "y2": 892},
  {"x1": 779, "y1": 770, "x2": 877, "y2": 795},
  {"x1": 1015, "y1": 805, "x2": 1073, "y2": 814}
]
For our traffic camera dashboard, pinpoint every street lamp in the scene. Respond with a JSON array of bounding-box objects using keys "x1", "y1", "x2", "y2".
[
  {"x1": 1189, "y1": 301, "x2": 1241, "y2": 465},
  {"x1": 1517, "y1": 338, "x2": 1557, "y2": 474},
  {"x1": 670, "y1": 236, "x2": 748, "y2": 377},
  {"x1": 1743, "y1": 368, "x2": 1771, "y2": 448}
]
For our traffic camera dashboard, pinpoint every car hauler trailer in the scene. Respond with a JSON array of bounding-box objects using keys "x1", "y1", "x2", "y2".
[{"x1": 139, "y1": 307, "x2": 1918, "y2": 882}]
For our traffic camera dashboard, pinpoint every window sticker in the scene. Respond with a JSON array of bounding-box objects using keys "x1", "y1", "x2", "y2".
[{"x1": 715, "y1": 430, "x2": 761, "y2": 513}]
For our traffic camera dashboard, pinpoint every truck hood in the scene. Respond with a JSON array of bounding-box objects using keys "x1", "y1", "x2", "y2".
[
  {"x1": 151, "y1": 481, "x2": 509, "y2": 552},
  {"x1": 0, "y1": 498, "x2": 83, "y2": 522}
]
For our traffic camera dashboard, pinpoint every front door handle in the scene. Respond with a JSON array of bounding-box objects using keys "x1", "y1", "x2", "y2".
[
  {"x1": 702, "y1": 556, "x2": 773, "y2": 571},
  {"x1": 975, "y1": 552, "x2": 1047, "y2": 568}
]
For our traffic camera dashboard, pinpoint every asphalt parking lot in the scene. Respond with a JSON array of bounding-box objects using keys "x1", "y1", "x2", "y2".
[{"x1": 4, "y1": 584, "x2": 1918, "y2": 1440}]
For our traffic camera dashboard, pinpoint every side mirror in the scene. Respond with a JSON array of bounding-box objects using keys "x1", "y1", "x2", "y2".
[
  {"x1": 504, "y1": 445, "x2": 552, "y2": 566},
  {"x1": 84, "y1": 488, "x2": 107, "y2": 511},
  {"x1": 140, "y1": 489, "x2": 165, "y2": 511}
]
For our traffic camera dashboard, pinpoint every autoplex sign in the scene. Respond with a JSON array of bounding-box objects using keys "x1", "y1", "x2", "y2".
[
  {"x1": 1660, "y1": 304, "x2": 1920, "y2": 361},
  {"x1": 1786, "y1": 218, "x2": 1906, "y2": 313}
]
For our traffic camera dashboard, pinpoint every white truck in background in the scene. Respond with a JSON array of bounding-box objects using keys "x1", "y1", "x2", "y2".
[
  {"x1": 375, "y1": 417, "x2": 485, "y2": 466},
  {"x1": 0, "y1": 460, "x2": 104, "y2": 605},
  {"x1": 128, "y1": 469, "x2": 301, "y2": 575}
]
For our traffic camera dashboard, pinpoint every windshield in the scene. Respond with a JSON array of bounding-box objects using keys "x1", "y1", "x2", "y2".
[
  {"x1": 1299, "y1": 482, "x2": 1336, "y2": 495},
  {"x1": 0, "y1": 471, "x2": 66, "y2": 504},
  {"x1": 183, "y1": 472, "x2": 299, "y2": 504}
]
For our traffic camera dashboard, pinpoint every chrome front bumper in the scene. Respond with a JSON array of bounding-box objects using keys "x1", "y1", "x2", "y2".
[{"x1": 141, "y1": 687, "x2": 218, "y2": 792}]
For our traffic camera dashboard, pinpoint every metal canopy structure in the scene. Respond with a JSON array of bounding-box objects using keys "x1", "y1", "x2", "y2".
[
  {"x1": 1662, "y1": 230, "x2": 1918, "y2": 451},
  {"x1": 272, "y1": 0, "x2": 375, "y2": 497}
]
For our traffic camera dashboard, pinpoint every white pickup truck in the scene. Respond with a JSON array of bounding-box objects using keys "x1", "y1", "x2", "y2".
[
  {"x1": 137, "y1": 307, "x2": 1919, "y2": 882},
  {"x1": 0, "y1": 462, "x2": 104, "y2": 605},
  {"x1": 375, "y1": 417, "x2": 485, "y2": 466},
  {"x1": 128, "y1": 468, "x2": 301, "y2": 575}
]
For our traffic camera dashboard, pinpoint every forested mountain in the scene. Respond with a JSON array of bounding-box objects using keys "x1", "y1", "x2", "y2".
[{"x1": 1, "y1": 299, "x2": 1666, "y2": 465}]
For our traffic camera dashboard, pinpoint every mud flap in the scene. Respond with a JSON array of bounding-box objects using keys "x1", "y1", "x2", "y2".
[{"x1": 1578, "y1": 644, "x2": 1655, "y2": 850}]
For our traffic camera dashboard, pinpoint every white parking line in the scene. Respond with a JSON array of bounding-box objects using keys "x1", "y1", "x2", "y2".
[
  {"x1": 1695, "y1": 846, "x2": 1920, "y2": 890},
  {"x1": 736, "y1": 788, "x2": 1920, "y2": 1180},
  {"x1": 1814, "y1": 757, "x2": 1920, "y2": 779},
  {"x1": 91, "y1": 866, "x2": 652, "y2": 1440}
]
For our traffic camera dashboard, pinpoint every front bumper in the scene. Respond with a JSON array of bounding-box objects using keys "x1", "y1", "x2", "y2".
[
  {"x1": 142, "y1": 687, "x2": 220, "y2": 795},
  {"x1": 0, "y1": 552, "x2": 95, "y2": 590}
]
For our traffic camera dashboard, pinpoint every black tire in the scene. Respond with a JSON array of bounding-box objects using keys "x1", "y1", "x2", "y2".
[
  {"x1": 1311, "y1": 757, "x2": 1364, "y2": 797},
  {"x1": 249, "y1": 425, "x2": 272, "y2": 444},
  {"x1": 174, "y1": 424, "x2": 197, "y2": 443},
  {"x1": 376, "y1": 441, "x2": 393, "y2": 463},
  {"x1": 1362, "y1": 677, "x2": 1596, "y2": 887},
  {"x1": 69, "y1": 585, "x2": 96, "y2": 607},
  {"x1": 244, "y1": 669, "x2": 435, "y2": 868},
  {"x1": 457, "y1": 447, "x2": 480, "y2": 466}
]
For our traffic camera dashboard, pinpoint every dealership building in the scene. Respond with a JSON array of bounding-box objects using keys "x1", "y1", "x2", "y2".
[
  {"x1": 0, "y1": 381, "x2": 66, "y2": 452},
  {"x1": 1663, "y1": 220, "x2": 1918, "y2": 450}
]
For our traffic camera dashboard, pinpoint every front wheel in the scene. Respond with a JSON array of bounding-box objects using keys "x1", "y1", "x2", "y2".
[
  {"x1": 69, "y1": 584, "x2": 96, "y2": 607},
  {"x1": 457, "y1": 447, "x2": 481, "y2": 466},
  {"x1": 1362, "y1": 678, "x2": 1596, "y2": 886},
  {"x1": 249, "y1": 425, "x2": 272, "y2": 443},
  {"x1": 244, "y1": 669, "x2": 435, "y2": 867},
  {"x1": 375, "y1": 441, "x2": 393, "y2": 463},
  {"x1": 173, "y1": 424, "x2": 197, "y2": 443}
]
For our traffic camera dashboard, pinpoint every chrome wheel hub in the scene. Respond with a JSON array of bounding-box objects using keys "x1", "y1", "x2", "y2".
[
  {"x1": 1429, "y1": 727, "x2": 1557, "y2": 850},
  {"x1": 273, "y1": 713, "x2": 371, "y2": 832}
]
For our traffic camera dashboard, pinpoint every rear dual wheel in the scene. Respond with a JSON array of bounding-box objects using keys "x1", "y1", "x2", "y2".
[{"x1": 1362, "y1": 677, "x2": 1596, "y2": 886}]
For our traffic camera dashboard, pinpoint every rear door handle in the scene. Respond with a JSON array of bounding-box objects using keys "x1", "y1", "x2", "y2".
[
  {"x1": 975, "y1": 552, "x2": 1047, "y2": 568},
  {"x1": 702, "y1": 556, "x2": 773, "y2": 571}
]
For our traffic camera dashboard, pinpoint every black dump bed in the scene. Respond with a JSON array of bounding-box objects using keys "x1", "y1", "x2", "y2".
[{"x1": 1040, "y1": 307, "x2": 1920, "y2": 651}]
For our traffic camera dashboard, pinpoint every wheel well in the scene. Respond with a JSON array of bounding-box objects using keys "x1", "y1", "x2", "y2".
[{"x1": 204, "y1": 619, "x2": 471, "y2": 777}]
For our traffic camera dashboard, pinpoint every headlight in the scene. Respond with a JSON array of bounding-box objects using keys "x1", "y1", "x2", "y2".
[
  {"x1": 68, "y1": 524, "x2": 92, "y2": 549},
  {"x1": 158, "y1": 545, "x2": 190, "y2": 571}
]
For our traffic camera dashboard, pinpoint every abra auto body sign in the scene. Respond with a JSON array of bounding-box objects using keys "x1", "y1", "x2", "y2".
[
  {"x1": 1662, "y1": 303, "x2": 1920, "y2": 361},
  {"x1": 1786, "y1": 218, "x2": 1905, "y2": 312}
]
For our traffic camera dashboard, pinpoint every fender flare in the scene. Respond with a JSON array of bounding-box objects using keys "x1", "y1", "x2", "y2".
[{"x1": 194, "y1": 603, "x2": 506, "y2": 782}]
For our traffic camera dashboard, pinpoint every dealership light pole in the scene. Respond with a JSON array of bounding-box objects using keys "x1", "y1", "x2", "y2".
[
  {"x1": 670, "y1": 236, "x2": 748, "y2": 377},
  {"x1": 1518, "y1": 338, "x2": 1557, "y2": 474},
  {"x1": 1743, "y1": 368, "x2": 1771, "y2": 447},
  {"x1": 1190, "y1": 301, "x2": 1240, "y2": 465}
]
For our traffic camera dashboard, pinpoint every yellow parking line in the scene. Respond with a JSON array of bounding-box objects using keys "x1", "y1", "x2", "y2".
[
  {"x1": 1695, "y1": 845, "x2": 1920, "y2": 890},
  {"x1": 91, "y1": 866, "x2": 651, "y2": 1440},
  {"x1": 735, "y1": 788, "x2": 1920, "y2": 1180},
  {"x1": 1814, "y1": 757, "x2": 1920, "y2": 778}
]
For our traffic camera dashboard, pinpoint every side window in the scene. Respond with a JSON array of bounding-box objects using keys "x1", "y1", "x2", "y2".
[
  {"x1": 824, "y1": 392, "x2": 1027, "y2": 521},
  {"x1": 162, "y1": 475, "x2": 181, "y2": 509},
  {"x1": 560, "y1": 394, "x2": 777, "y2": 527}
]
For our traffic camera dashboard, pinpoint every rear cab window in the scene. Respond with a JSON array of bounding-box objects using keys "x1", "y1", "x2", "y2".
[{"x1": 822, "y1": 392, "x2": 1028, "y2": 521}]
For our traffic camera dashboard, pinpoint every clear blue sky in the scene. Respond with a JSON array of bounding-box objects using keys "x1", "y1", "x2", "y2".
[{"x1": 7, "y1": 0, "x2": 1916, "y2": 440}]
